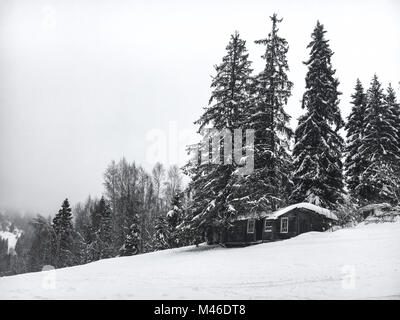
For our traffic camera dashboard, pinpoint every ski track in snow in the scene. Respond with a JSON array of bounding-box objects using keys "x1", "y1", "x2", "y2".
[{"x1": 0, "y1": 221, "x2": 400, "y2": 299}]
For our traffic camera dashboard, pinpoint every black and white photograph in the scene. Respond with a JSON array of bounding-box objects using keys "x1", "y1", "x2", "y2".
[{"x1": 0, "y1": 0, "x2": 399, "y2": 303}]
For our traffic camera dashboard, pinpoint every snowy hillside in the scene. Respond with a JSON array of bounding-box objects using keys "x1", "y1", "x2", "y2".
[{"x1": 1, "y1": 221, "x2": 400, "y2": 299}]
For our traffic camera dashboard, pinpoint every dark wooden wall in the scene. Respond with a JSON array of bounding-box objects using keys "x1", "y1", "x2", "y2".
[
  {"x1": 262, "y1": 208, "x2": 328, "y2": 241},
  {"x1": 225, "y1": 220, "x2": 257, "y2": 244},
  {"x1": 222, "y1": 208, "x2": 335, "y2": 245}
]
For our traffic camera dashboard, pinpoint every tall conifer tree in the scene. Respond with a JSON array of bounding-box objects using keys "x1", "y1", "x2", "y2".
[
  {"x1": 52, "y1": 198, "x2": 74, "y2": 267},
  {"x1": 121, "y1": 214, "x2": 141, "y2": 256},
  {"x1": 357, "y1": 76, "x2": 400, "y2": 204},
  {"x1": 184, "y1": 32, "x2": 253, "y2": 236},
  {"x1": 385, "y1": 84, "x2": 400, "y2": 200},
  {"x1": 384, "y1": 84, "x2": 400, "y2": 155},
  {"x1": 292, "y1": 21, "x2": 344, "y2": 209},
  {"x1": 345, "y1": 79, "x2": 368, "y2": 202},
  {"x1": 229, "y1": 13, "x2": 294, "y2": 213},
  {"x1": 89, "y1": 197, "x2": 113, "y2": 260}
]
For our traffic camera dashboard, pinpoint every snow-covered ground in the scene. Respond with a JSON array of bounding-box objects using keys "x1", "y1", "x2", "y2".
[
  {"x1": 0, "y1": 231, "x2": 20, "y2": 253},
  {"x1": 1, "y1": 221, "x2": 400, "y2": 299}
]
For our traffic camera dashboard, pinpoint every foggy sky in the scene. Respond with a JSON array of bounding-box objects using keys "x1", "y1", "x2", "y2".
[{"x1": 0, "y1": 0, "x2": 399, "y2": 215}]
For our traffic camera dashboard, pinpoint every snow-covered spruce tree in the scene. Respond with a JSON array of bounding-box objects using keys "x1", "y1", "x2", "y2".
[
  {"x1": 385, "y1": 84, "x2": 400, "y2": 156},
  {"x1": 291, "y1": 21, "x2": 345, "y2": 209},
  {"x1": 73, "y1": 197, "x2": 96, "y2": 263},
  {"x1": 153, "y1": 215, "x2": 169, "y2": 250},
  {"x1": 357, "y1": 76, "x2": 400, "y2": 204},
  {"x1": 386, "y1": 84, "x2": 400, "y2": 197},
  {"x1": 90, "y1": 198, "x2": 101, "y2": 239},
  {"x1": 385, "y1": 84, "x2": 400, "y2": 201},
  {"x1": 52, "y1": 198, "x2": 75, "y2": 268},
  {"x1": 229, "y1": 13, "x2": 293, "y2": 213},
  {"x1": 153, "y1": 192, "x2": 184, "y2": 250},
  {"x1": 183, "y1": 31, "x2": 253, "y2": 238},
  {"x1": 344, "y1": 79, "x2": 368, "y2": 203},
  {"x1": 165, "y1": 192, "x2": 184, "y2": 248},
  {"x1": 92, "y1": 196, "x2": 113, "y2": 259},
  {"x1": 100, "y1": 202, "x2": 113, "y2": 256},
  {"x1": 120, "y1": 214, "x2": 141, "y2": 256},
  {"x1": 0, "y1": 238, "x2": 10, "y2": 273},
  {"x1": 196, "y1": 31, "x2": 253, "y2": 132}
]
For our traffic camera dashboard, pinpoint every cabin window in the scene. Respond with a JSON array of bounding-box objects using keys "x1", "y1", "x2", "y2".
[
  {"x1": 264, "y1": 220, "x2": 272, "y2": 232},
  {"x1": 362, "y1": 209, "x2": 374, "y2": 219},
  {"x1": 247, "y1": 219, "x2": 255, "y2": 234},
  {"x1": 280, "y1": 217, "x2": 289, "y2": 233}
]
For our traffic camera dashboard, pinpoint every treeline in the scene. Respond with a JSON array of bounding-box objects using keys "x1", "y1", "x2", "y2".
[
  {"x1": 1, "y1": 160, "x2": 192, "y2": 275},
  {"x1": 0, "y1": 238, "x2": 11, "y2": 273},
  {"x1": 0, "y1": 212, "x2": 31, "y2": 275}
]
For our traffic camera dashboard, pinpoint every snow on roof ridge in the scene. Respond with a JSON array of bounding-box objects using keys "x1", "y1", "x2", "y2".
[
  {"x1": 264, "y1": 202, "x2": 338, "y2": 221},
  {"x1": 235, "y1": 202, "x2": 338, "y2": 221}
]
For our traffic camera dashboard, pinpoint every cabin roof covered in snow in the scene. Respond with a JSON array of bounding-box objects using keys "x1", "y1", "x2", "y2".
[
  {"x1": 263, "y1": 203, "x2": 338, "y2": 221},
  {"x1": 236, "y1": 203, "x2": 338, "y2": 221}
]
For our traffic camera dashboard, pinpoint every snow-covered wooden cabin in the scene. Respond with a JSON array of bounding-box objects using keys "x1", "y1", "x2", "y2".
[{"x1": 220, "y1": 203, "x2": 338, "y2": 246}]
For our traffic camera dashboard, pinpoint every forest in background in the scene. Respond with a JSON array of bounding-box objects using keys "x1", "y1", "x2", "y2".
[{"x1": 1, "y1": 160, "x2": 190, "y2": 275}]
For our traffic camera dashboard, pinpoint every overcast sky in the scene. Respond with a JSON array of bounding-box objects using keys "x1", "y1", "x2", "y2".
[{"x1": 0, "y1": 0, "x2": 399, "y2": 215}]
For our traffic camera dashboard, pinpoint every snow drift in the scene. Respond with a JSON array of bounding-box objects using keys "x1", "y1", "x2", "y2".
[{"x1": 0, "y1": 221, "x2": 399, "y2": 299}]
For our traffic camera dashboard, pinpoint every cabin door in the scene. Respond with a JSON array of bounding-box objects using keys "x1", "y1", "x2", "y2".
[
  {"x1": 298, "y1": 215, "x2": 310, "y2": 234},
  {"x1": 255, "y1": 220, "x2": 263, "y2": 241}
]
